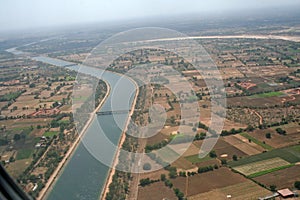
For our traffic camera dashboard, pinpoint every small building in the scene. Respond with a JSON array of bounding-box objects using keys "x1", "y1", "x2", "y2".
[
  {"x1": 40, "y1": 136, "x2": 47, "y2": 142},
  {"x1": 277, "y1": 188, "x2": 294, "y2": 198},
  {"x1": 35, "y1": 143, "x2": 41, "y2": 148}
]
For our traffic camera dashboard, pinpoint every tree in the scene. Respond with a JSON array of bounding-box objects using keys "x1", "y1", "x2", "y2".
[
  {"x1": 29, "y1": 83, "x2": 36, "y2": 88},
  {"x1": 275, "y1": 128, "x2": 286, "y2": 135},
  {"x1": 209, "y1": 151, "x2": 217, "y2": 158},
  {"x1": 13, "y1": 134, "x2": 21, "y2": 141},
  {"x1": 164, "y1": 179, "x2": 173, "y2": 188},
  {"x1": 294, "y1": 181, "x2": 300, "y2": 190},
  {"x1": 179, "y1": 171, "x2": 186, "y2": 177},
  {"x1": 246, "y1": 125, "x2": 255, "y2": 132},
  {"x1": 139, "y1": 178, "x2": 151, "y2": 187},
  {"x1": 270, "y1": 185, "x2": 277, "y2": 191},
  {"x1": 160, "y1": 174, "x2": 166, "y2": 181},
  {"x1": 232, "y1": 154, "x2": 238, "y2": 161},
  {"x1": 9, "y1": 156, "x2": 15, "y2": 163},
  {"x1": 221, "y1": 159, "x2": 227, "y2": 165},
  {"x1": 265, "y1": 133, "x2": 271, "y2": 139},
  {"x1": 168, "y1": 167, "x2": 177, "y2": 179}
]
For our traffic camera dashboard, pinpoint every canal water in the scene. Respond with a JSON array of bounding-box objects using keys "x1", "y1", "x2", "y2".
[{"x1": 32, "y1": 57, "x2": 136, "y2": 200}]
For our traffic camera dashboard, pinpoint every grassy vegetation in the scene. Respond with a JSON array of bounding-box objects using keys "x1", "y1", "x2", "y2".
[
  {"x1": 156, "y1": 146, "x2": 179, "y2": 162},
  {"x1": 43, "y1": 131, "x2": 59, "y2": 137},
  {"x1": 58, "y1": 120, "x2": 69, "y2": 125},
  {"x1": 72, "y1": 96, "x2": 89, "y2": 102},
  {"x1": 247, "y1": 164, "x2": 294, "y2": 178},
  {"x1": 229, "y1": 144, "x2": 300, "y2": 168},
  {"x1": 170, "y1": 133, "x2": 185, "y2": 140},
  {"x1": 240, "y1": 132, "x2": 273, "y2": 150},
  {"x1": 0, "y1": 91, "x2": 22, "y2": 102},
  {"x1": 185, "y1": 154, "x2": 213, "y2": 164},
  {"x1": 16, "y1": 148, "x2": 33, "y2": 160},
  {"x1": 233, "y1": 157, "x2": 290, "y2": 176},
  {"x1": 6, "y1": 158, "x2": 32, "y2": 178},
  {"x1": 65, "y1": 76, "x2": 75, "y2": 81},
  {"x1": 249, "y1": 91, "x2": 284, "y2": 99}
]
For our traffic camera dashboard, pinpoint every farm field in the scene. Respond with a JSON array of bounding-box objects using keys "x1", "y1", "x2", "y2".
[
  {"x1": 188, "y1": 181, "x2": 272, "y2": 200},
  {"x1": 43, "y1": 131, "x2": 59, "y2": 137},
  {"x1": 6, "y1": 158, "x2": 32, "y2": 178},
  {"x1": 185, "y1": 154, "x2": 213, "y2": 164},
  {"x1": 227, "y1": 95, "x2": 284, "y2": 107},
  {"x1": 253, "y1": 165, "x2": 300, "y2": 189},
  {"x1": 194, "y1": 138, "x2": 247, "y2": 160},
  {"x1": 137, "y1": 181, "x2": 177, "y2": 200},
  {"x1": 232, "y1": 157, "x2": 290, "y2": 176},
  {"x1": 0, "y1": 118, "x2": 52, "y2": 129},
  {"x1": 171, "y1": 167, "x2": 250, "y2": 197},
  {"x1": 249, "y1": 91, "x2": 285, "y2": 99},
  {"x1": 229, "y1": 144, "x2": 300, "y2": 168},
  {"x1": 240, "y1": 132, "x2": 273, "y2": 150},
  {"x1": 223, "y1": 135, "x2": 264, "y2": 155},
  {"x1": 248, "y1": 128, "x2": 297, "y2": 149},
  {"x1": 172, "y1": 156, "x2": 196, "y2": 170}
]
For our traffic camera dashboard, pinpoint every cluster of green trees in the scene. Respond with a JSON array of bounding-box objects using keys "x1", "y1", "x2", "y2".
[
  {"x1": 173, "y1": 188, "x2": 185, "y2": 200},
  {"x1": 0, "y1": 90, "x2": 25, "y2": 102},
  {"x1": 105, "y1": 132, "x2": 138, "y2": 199},
  {"x1": 145, "y1": 140, "x2": 168, "y2": 152},
  {"x1": 139, "y1": 178, "x2": 159, "y2": 187},
  {"x1": 295, "y1": 181, "x2": 300, "y2": 190},
  {"x1": 105, "y1": 171, "x2": 130, "y2": 200},
  {"x1": 258, "y1": 120, "x2": 288, "y2": 129},
  {"x1": 194, "y1": 132, "x2": 207, "y2": 141},
  {"x1": 221, "y1": 127, "x2": 245, "y2": 136},
  {"x1": 221, "y1": 121, "x2": 289, "y2": 138},
  {"x1": 198, "y1": 166, "x2": 214, "y2": 173},
  {"x1": 209, "y1": 150, "x2": 217, "y2": 158},
  {"x1": 198, "y1": 122, "x2": 208, "y2": 130},
  {"x1": 160, "y1": 174, "x2": 185, "y2": 200},
  {"x1": 275, "y1": 128, "x2": 287, "y2": 135},
  {"x1": 166, "y1": 166, "x2": 177, "y2": 179}
]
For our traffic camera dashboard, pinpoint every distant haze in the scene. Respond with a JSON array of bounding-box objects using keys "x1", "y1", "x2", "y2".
[{"x1": 0, "y1": 0, "x2": 300, "y2": 31}]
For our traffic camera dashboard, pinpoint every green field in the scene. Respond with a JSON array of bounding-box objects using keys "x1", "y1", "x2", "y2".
[
  {"x1": 16, "y1": 148, "x2": 33, "y2": 160},
  {"x1": 170, "y1": 133, "x2": 185, "y2": 140},
  {"x1": 43, "y1": 131, "x2": 59, "y2": 137},
  {"x1": 229, "y1": 144, "x2": 300, "y2": 168},
  {"x1": 240, "y1": 133, "x2": 273, "y2": 150},
  {"x1": 0, "y1": 91, "x2": 22, "y2": 102},
  {"x1": 248, "y1": 164, "x2": 294, "y2": 178},
  {"x1": 233, "y1": 157, "x2": 290, "y2": 176},
  {"x1": 249, "y1": 91, "x2": 284, "y2": 99},
  {"x1": 156, "y1": 146, "x2": 179, "y2": 163},
  {"x1": 185, "y1": 154, "x2": 213, "y2": 164},
  {"x1": 58, "y1": 120, "x2": 70, "y2": 125}
]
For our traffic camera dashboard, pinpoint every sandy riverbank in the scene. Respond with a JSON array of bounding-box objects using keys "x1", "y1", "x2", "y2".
[
  {"x1": 100, "y1": 78, "x2": 139, "y2": 200},
  {"x1": 37, "y1": 81, "x2": 111, "y2": 200}
]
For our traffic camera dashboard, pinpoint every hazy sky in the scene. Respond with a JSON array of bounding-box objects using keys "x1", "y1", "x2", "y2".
[{"x1": 0, "y1": 0, "x2": 299, "y2": 31}]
